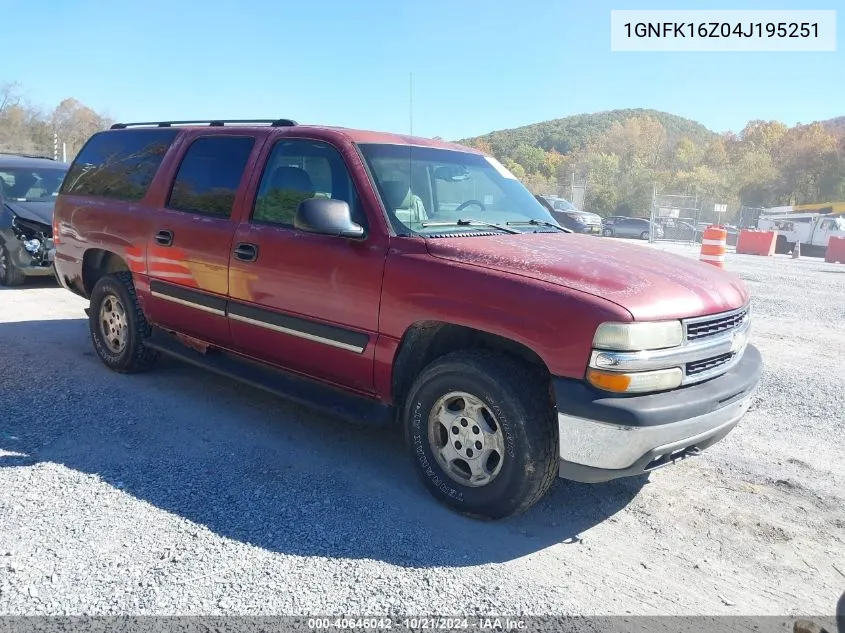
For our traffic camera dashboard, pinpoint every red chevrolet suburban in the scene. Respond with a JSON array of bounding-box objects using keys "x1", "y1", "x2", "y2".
[{"x1": 53, "y1": 119, "x2": 762, "y2": 519}]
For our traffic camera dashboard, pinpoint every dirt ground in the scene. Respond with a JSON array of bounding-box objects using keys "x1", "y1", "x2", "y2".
[{"x1": 0, "y1": 241, "x2": 843, "y2": 618}]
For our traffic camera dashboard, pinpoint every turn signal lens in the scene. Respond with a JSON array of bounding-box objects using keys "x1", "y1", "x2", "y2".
[
  {"x1": 587, "y1": 367, "x2": 684, "y2": 394},
  {"x1": 586, "y1": 370, "x2": 632, "y2": 392}
]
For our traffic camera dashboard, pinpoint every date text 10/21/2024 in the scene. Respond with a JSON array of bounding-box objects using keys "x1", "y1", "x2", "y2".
[{"x1": 306, "y1": 618, "x2": 527, "y2": 630}]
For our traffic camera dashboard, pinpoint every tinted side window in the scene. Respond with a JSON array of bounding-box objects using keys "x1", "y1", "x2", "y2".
[
  {"x1": 252, "y1": 139, "x2": 364, "y2": 228},
  {"x1": 61, "y1": 129, "x2": 178, "y2": 202},
  {"x1": 167, "y1": 136, "x2": 255, "y2": 218}
]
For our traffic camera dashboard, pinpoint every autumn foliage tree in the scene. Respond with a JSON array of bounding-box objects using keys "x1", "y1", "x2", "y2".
[
  {"x1": 460, "y1": 110, "x2": 845, "y2": 219},
  {"x1": 0, "y1": 83, "x2": 112, "y2": 159}
]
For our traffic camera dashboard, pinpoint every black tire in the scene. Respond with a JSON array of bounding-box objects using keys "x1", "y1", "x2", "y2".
[
  {"x1": 640, "y1": 231, "x2": 650, "y2": 240},
  {"x1": 0, "y1": 242, "x2": 26, "y2": 286},
  {"x1": 88, "y1": 271, "x2": 159, "y2": 373},
  {"x1": 403, "y1": 350, "x2": 558, "y2": 520},
  {"x1": 602, "y1": 228, "x2": 613, "y2": 237}
]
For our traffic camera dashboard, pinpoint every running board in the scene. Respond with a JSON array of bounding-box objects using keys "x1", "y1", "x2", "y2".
[{"x1": 145, "y1": 329, "x2": 394, "y2": 427}]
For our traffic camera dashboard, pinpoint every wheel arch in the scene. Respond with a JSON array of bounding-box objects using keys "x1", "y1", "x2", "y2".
[
  {"x1": 391, "y1": 320, "x2": 552, "y2": 414},
  {"x1": 82, "y1": 248, "x2": 131, "y2": 297}
]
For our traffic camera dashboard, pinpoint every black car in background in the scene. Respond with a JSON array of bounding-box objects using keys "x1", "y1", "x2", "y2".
[
  {"x1": 0, "y1": 153, "x2": 69, "y2": 286},
  {"x1": 535, "y1": 195, "x2": 602, "y2": 234}
]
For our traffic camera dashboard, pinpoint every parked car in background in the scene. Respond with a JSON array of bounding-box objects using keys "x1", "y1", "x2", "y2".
[
  {"x1": 0, "y1": 153, "x2": 68, "y2": 286},
  {"x1": 53, "y1": 119, "x2": 761, "y2": 520},
  {"x1": 660, "y1": 220, "x2": 698, "y2": 242},
  {"x1": 537, "y1": 195, "x2": 602, "y2": 234},
  {"x1": 694, "y1": 223, "x2": 739, "y2": 247},
  {"x1": 602, "y1": 215, "x2": 629, "y2": 227},
  {"x1": 602, "y1": 216, "x2": 664, "y2": 240}
]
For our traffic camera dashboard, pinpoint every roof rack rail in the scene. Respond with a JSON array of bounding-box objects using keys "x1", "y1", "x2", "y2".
[
  {"x1": 110, "y1": 119, "x2": 298, "y2": 130},
  {"x1": 0, "y1": 152, "x2": 56, "y2": 160}
]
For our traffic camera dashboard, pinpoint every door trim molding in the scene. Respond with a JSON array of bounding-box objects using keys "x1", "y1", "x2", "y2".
[
  {"x1": 150, "y1": 280, "x2": 227, "y2": 316},
  {"x1": 227, "y1": 302, "x2": 368, "y2": 354},
  {"x1": 148, "y1": 280, "x2": 369, "y2": 354}
]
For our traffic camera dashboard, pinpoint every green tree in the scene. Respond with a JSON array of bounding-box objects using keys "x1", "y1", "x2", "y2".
[
  {"x1": 514, "y1": 143, "x2": 546, "y2": 175},
  {"x1": 503, "y1": 158, "x2": 526, "y2": 180}
]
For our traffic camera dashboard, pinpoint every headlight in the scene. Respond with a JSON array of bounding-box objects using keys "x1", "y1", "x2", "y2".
[{"x1": 592, "y1": 321, "x2": 683, "y2": 351}]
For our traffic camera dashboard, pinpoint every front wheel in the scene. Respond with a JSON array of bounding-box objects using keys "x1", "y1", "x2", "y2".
[
  {"x1": 403, "y1": 350, "x2": 559, "y2": 520},
  {"x1": 0, "y1": 243, "x2": 26, "y2": 286},
  {"x1": 602, "y1": 228, "x2": 613, "y2": 237},
  {"x1": 640, "y1": 231, "x2": 650, "y2": 240}
]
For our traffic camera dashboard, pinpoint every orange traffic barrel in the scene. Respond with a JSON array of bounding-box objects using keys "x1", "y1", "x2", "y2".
[{"x1": 699, "y1": 225, "x2": 727, "y2": 268}]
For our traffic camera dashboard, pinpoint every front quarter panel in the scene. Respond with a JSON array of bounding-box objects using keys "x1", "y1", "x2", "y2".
[{"x1": 378, "y1": 238, "x2": 633, "y2": 383}]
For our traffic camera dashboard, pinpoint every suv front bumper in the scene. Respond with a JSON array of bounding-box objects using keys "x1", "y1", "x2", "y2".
[{"x1": 554, "y1": 344, "x2": 762, "y2": 483}]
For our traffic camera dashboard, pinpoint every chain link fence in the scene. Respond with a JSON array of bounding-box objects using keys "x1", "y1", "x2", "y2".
[
  {"x1": 648, "y1": 191, "x2": 701, "y2": 243},
  {"x1": 649, "y1": 190, "x2": 751, "y2": 246},
  {"x1": 737, "y1": 205, "x2": 766, "y2": 229},
  {"x1": 570, "y1": 179, "x2": 587, "y2": 210}
]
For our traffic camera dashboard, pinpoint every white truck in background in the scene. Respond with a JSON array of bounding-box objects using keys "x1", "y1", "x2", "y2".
[{"x1": 757, "y1": 211, "x2": 845, "y2": 256}]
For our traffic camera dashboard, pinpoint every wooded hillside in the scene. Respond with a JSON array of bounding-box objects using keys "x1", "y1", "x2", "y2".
[{"x1": 460, "y1": 109, "x2": 845, "y2": 219}]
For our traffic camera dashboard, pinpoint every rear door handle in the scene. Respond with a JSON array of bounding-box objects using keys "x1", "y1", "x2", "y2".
[
  {"x1": 155, "y1": 229, "x2": 174, "y2": 246},
  {"x1": 234, "y1": 242, "x2": 258, "y2": 262}
]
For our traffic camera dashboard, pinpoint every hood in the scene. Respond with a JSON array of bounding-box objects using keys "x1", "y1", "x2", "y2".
[
  {"x1": 425, "y1": 232, "x2": 748, "y2": 321},
  {"x1": 4, "y1": 200, "x2": 55, "y2": 226}
]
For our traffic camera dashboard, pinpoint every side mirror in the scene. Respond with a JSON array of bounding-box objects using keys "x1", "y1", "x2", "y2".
[{"x1": 294, "y1": 198, "x2": 365, "y2": 239}]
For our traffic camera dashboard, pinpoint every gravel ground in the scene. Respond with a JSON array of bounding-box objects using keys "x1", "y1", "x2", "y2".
[{"x1": 0, "y1": 243, "x2": 843, "y2": 618}]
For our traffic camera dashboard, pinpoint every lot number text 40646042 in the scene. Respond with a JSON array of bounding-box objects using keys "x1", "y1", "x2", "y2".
[{"x1": 306, "y1": 618, "x2": 527, "y2": 630}]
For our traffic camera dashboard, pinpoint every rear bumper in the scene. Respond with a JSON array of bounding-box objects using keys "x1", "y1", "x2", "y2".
[{"x1": 554, "y1": 344, "x2": 762, "y2": 483}]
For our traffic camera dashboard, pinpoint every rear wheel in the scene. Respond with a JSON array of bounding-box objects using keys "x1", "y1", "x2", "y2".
[
  {"x1": 602, "y1": 228, "x2": 613, "y2": 237},
  {"x1": 0, "y1": 243, "x2": 26, "y2": 286},
  {"x1": 403, "y1": 350, "x2": 558, "y2": 520},
  {"x1": 640, "y1": 231, "x2": 650, "y2": 240},
  {"x1": 88, "y1": 271, "x2": 159, "y2": 373}
]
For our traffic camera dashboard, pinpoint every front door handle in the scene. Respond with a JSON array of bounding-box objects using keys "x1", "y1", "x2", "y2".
[
  {"x1": 155, "y1": 229, "x2": 174, "y2": 246},
  {"x1": 234, "y1": 242, "x2": 258, "y2": 262}
]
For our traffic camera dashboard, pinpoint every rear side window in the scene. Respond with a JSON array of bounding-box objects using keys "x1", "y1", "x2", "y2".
[
  {"x1": 61, "y1": 129, "x2": 178, "y2": 201},
  {"x1": 167, "y1": 136, "x2": 255, "y2": 218}
]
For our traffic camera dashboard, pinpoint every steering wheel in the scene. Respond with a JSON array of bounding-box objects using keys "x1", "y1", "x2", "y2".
[{"x1": 455, "y1": 199, "x2": 486, "y2": 213}]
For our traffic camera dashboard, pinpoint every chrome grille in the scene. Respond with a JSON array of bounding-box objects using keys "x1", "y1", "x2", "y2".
[
  {"x1": 686, "y1": 352, "x2": 733, "y2": 376},
  {"x1": 685, "y1": 307, "x2": 748, "y2": 341}
]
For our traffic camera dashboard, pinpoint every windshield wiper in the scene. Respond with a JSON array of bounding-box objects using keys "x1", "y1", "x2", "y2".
[
  {"x1": 506, "y1": 219, "x2": 573, "y2": 233},
  {"x1": 420, "y1": 219, "x2": 521, "y2": 235}
]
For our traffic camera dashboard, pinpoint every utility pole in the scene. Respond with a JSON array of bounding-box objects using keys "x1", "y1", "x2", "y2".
[{"x1": 53, "y1": 132, "x2": 58, "y2": 161}]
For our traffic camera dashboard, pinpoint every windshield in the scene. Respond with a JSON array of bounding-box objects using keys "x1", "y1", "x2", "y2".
[
  {"x1": 0, "y1": 167, "x2": 68, "y2": 202},
  {"x1": 358, "y1": 143, "x2": 558, "y2": 235},
  {"x1": 552, "y1": 198, "x2": 577, "y2": 211}
]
